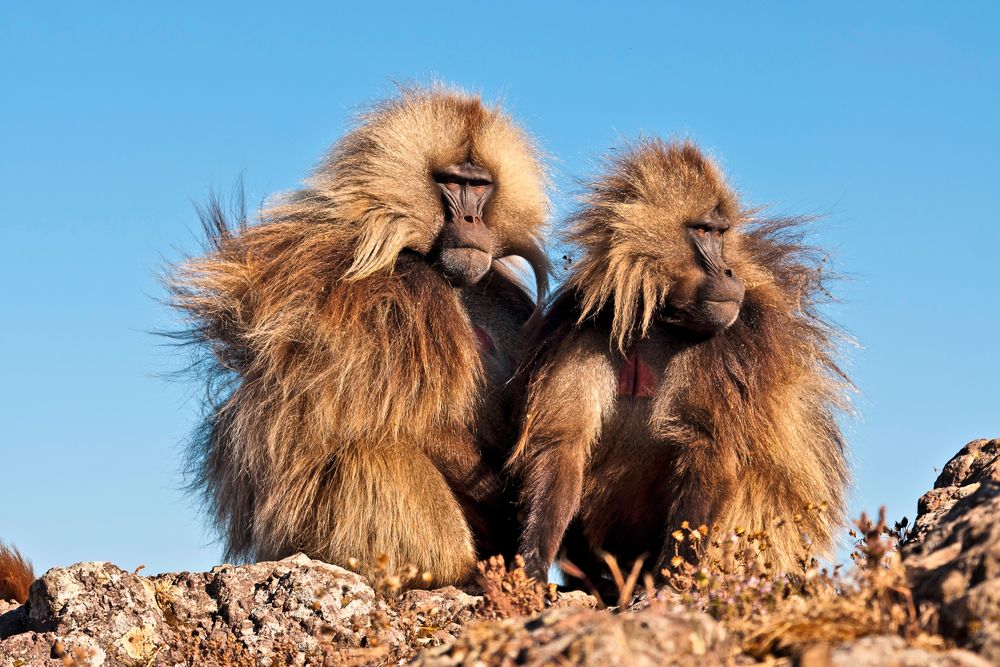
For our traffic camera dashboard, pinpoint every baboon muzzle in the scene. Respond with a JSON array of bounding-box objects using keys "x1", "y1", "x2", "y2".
[
  {"x1": 434, "y1": 162, "x2": 496, "y2": 286},
  {"x1": 436, "y1": 216, "x2": 493, "y2": 286}
]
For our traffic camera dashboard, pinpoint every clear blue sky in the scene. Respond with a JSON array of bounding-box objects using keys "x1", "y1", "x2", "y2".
[{"x1": 2, "y1": 3, "x2": 997, "y2": 575}]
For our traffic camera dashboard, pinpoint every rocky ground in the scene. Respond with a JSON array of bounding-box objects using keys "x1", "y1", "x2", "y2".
[{"x1": 1, "y1": 438, "x2": 997, "y2": 666}]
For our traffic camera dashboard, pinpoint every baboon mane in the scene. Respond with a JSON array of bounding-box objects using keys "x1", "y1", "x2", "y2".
[{"x1": 168, "y1": 86, "x2": 550, "y2": 572}]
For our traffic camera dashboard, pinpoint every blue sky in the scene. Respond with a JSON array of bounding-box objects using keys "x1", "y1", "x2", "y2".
[{"x1": 1, "y1": 3, "x2": 997, "y2": 575}]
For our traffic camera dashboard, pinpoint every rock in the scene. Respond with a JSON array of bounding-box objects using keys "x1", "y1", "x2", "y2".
[
  {"x1": 386, "y1": 586, "x2": 482, "y2": 655},
  {"x1": 25, "y1": 560, "x2": 167, "y2": 664},
  {"x1": 550, "y1": 590, "x2": 600, "y2": 610},
  {"x1": 904, "y1": 439, "x2": 1000, "y2": 663},
  {"x1": 0, "y1": 630, "x2": 66, "y2": 666},
  {"x1": 202, "y1": 553, "x2": 395, "y2": 650},
  {"x1": 798, "y1": 635, "x2": 992, "y2": 666},
  {"x1": 0, "y1": 554, "x2": 404, "y2": 666},
  {"x1": 932, "y1": 439, "x2": 1000, "y2": 488},
  {"x1": 0, "y1": 554, "x2": 503, "y2": 666},
  {"x1": 162, "y1": 553, "x2": 406, "y2": 665},
  {"x1": 396, "y1": 586, "x2": 480, "y2": 622},
  {"x1": 910, "y1": 439, "x2": 1000, "y2": 543},
  {"x1": 0, "y1": 601, "x2": 26, "y2": 639},
  {"x1": 410, "y1": 604, "x2": 731, "y2": 667},
  {"x1": 3, "y1": 439, "x2": 999, "y2": 665}
]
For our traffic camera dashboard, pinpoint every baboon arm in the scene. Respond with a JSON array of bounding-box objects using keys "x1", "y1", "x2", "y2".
[
  {"x1": 311, "y1": 256, "x2": 485, "y2": 443},
  {"x1": 653, "y1": 426, "x2": 739, "y2": 570},
  {"x1": 519, "y1": 443, "x2": 587, "y2": 580},
  {"x1": 174, "y1": 236, "x2": 487, "y2": 564},
  {"x1": 513, "y1": 335, "x2": 616, "y2": 580}
]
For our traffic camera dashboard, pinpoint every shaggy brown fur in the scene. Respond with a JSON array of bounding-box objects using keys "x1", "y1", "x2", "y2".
[
  {"x1": 0, "y1": 543, "x2": 34, "y2": 604},
  {"x1": 511, "y1": 139, "x2": 851, "y2": 583},
  {"x1": 169, "y1": 87, "x2": 551, "y2": 587}
]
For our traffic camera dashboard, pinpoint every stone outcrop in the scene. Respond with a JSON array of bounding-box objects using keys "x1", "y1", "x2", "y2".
[
  {"x1": 0, "y1": 554, "x2": 404, "y2": 665},
  {"x1": 411, "y1": 605, "x2": 731, "y2": 667},
  {"x1": 904, "y1": 438, "x2": 1000, "y2": 663},
  {"x1": 2, "y1": 438, "x2": 998, "y2": 665},
  {"x1": 908, "y1": 439, "x2": 1000, "y2": 543},
  {"x1": 0, "y1": 554, "x2": 596, "y2": 666}
]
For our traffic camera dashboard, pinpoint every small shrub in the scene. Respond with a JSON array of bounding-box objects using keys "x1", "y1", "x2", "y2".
[
  {"x1": 477, "y1": 555, "x2": 555, "y2": 619},
  {"x1": 650, "y1": 507, "x2": 939, "y2": 659}
]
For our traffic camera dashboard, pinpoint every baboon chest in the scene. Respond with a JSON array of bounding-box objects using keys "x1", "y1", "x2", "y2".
[
  {"x1": 580, "y1": 335, "x2": 679, "y2": 553},
  {"x1": 615, "y1": 348, "x2": 659, "y2": 398},
  {"x1": 581, "y1": 406, "x2": 676, "y2": 559},
  {"x1": 460, "y1": 283, "x2": 530, "y2": 378},
  {"x1": 472, "y1": 326, "x2": 496, "y2": 357},
  {"x1": 614, "y1": 337, "x2": 671, "y2": 399}
]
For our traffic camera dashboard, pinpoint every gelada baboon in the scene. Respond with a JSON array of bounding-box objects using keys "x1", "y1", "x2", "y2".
[
  {"x1": 511, "y1": 139, "x2": 850, "y2": 583},
  {"x1": 170, "y1": 87, "x2": 551, "y2": 586}
]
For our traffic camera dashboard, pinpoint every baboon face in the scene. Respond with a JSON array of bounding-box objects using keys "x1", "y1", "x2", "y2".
[
  {"x1": 562, "y1": 140, "x2": 752, "y2": 348},
  {"x1": 432, "y1": 161, "x2": 497, "y2": 286},
  {"x1": 303, "y1": 90, "x2": 549, "y2": 298},
  {"x1": 664, "y1": 207, "x2": 745, "y2": 334}
]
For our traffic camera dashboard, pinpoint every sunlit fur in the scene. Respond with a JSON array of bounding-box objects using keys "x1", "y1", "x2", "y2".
[
  {"x1": 564, "y1": 140, "x2": 742, "y2": 351},
  {"x1": 169, "y1": 87, "x2": 551, "y2": 586},
  {"x1": 512, "y1": 139, "x2": 851, "y2": 576},
  {"x1": 0, "y1": 542, "x2": 34, "y2": 604}
]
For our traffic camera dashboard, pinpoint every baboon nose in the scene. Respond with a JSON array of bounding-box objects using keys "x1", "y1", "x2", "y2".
[
  {"x1": 724, "y1": 268, "x2": 735, "y2": 278},
  {"x1": 464, "y1": 215, "x2": 475, "y2": 223}
]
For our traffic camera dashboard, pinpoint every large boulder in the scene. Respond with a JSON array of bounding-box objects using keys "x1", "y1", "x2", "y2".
[
  {"x1": 0, "y1": 553, "x2": 567, "y2": 665},
  {"x1": 904, "y1": 439, "x2": 1000, "y2": 663},
  {"x1": 908, "y1": 439, "x2": 1000, "y2": 543},
  {"x1": 410, "y1": 604, "x2": 731, "y2": 667},
  {"x1": 0, "y1": 554, "x2": 410, "y2": 666}
]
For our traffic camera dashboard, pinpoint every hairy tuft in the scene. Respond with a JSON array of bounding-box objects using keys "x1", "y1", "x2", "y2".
[{"x1": 0, "y1": 542, "x2": 34, "y2": 604}]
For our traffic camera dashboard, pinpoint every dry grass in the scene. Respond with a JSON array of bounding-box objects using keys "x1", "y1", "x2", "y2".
[
  {"x1": 644, "y1": 507, "x2": 943, "y2": 660},
  {"x1": 52, "y1": 641, "x2": 98, "y2": 667},
  {"x1": 350, "y1": 553, "x2": 433, "y2": 599},
  {"x1": 322, "y1": 511, "x2": 948, "y2": 663}
]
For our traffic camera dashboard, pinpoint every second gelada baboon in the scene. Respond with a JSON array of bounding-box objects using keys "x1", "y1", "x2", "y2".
[
  {"x1": 170, "y1": 86, "x2": 551, "y2": 586},
  {"x1": 512, "y1": 139, "x2": 850, "y2": 583}
]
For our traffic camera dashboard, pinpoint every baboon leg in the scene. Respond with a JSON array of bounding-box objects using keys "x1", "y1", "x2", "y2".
[
  {"x1": 520, "y1": 441, "x2": 588, "y2": 581},
  {"x1": 656, "y1": 441, "x2": 739, "y2": 571},
  {"x1": 320, "y1": 444, "x2": 477, "y2": 587},
  {"x1": 515, "y1": 334, "x2": 616, "y2": 582}
]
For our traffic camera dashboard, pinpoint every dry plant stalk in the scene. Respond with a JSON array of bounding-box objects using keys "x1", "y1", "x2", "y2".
[
  {"x1": 353, "y1": 553, "x2": 433, "y2": 600},
  {"x1": 649, "y1": 507, "x2": 935, "y2": 659},
  {"x1": 477, "y1": 555, "x2": 555, "y2": 619}
]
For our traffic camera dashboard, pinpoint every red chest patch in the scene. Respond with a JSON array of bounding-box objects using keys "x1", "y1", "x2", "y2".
[
  {"x1": 617, "y1": 350, "x2": 658, "y2": 398},
  {"x1": 473, "y1": 325, "x2": 496, "y2": 357}
]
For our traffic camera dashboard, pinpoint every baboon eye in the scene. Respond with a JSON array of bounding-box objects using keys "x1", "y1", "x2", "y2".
[
  {"x1": 445, "y1": 182, "x2": 460, "y2": 192},
  {"x1": 472, "y1": 185, "x2": 485, "y2": 194},
  {"x1": 694, "y1": 227, "x2": 707, "y2": 238},
  {"x1": 714, "y1": 229, "x2": 724, "y2": 237}
]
